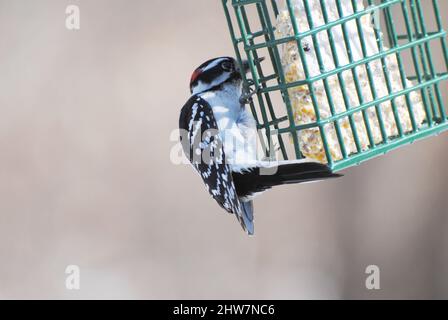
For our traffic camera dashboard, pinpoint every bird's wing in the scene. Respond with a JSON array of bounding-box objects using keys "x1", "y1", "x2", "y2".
[{"x1": 179, "y1": 95, "x2": 252, "y2": 233}]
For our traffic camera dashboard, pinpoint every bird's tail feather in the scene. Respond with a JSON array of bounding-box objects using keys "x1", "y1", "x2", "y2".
[
  {"x1": 232, "y1": 161, "x2": 342, "y2": 236},
  {"x1": 238, "y1": 200, "x2": 254, "y2": 236},
  {"x1": 233, "y1": 161, "x2": 342, "y2": 200},
  {"x1": 257, "y1": 161, "x2": 342, "y2": 187}
]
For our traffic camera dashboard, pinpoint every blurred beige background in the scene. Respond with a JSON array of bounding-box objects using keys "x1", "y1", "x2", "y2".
[{"x1": 0, "y1": 0, "x2": 447, "y2": 299}]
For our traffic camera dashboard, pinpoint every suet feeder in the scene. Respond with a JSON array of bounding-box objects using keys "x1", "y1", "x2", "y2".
[{"x1": 222, "y1": 0, "x2": 448, "y2": 171}]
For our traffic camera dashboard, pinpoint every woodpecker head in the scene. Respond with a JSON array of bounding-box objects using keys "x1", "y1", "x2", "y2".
[{"x1": 189, "y1": 57, "x2": 251, "y2": 95}]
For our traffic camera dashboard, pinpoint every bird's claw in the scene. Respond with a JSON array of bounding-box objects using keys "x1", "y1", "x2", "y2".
[
  {"x1": 239, "y1": 93, "x2": 254, "y2": 105},
  {"x1": 240, "y1": 82, "x2": 258, "y2": 105}
]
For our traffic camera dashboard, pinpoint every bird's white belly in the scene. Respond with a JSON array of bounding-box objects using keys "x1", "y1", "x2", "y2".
[
  {"x1": 201, "y1": 86, "x2": 258, "y2": 171},
  {"x1": 213, "y1": 105, "x2": 258, "y2": 171}
]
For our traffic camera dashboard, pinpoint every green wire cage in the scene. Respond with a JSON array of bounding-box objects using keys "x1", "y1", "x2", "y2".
[{"x1": 222, "y1": 0, "x2": 448, "y2": 171}]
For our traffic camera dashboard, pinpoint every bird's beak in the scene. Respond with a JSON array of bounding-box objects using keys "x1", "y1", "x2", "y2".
[{"x1": 241, "y1": 57, "x2": 265, "y2": 73}]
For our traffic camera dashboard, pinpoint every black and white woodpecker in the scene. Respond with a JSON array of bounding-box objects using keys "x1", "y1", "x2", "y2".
[{"x1": 179, "y1": 57, "x2": 341, "y2": 235}]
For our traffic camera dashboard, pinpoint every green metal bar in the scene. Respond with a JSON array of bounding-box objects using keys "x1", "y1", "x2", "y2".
[
  {"x1": 222, "y1": 0, "x2": 269, "y2": 155},
  {"x1": 399, "y1": 0, "x2": 434, "y2": 127},
  {"x1": 408, "y1": 0, "x2": 437, "y2": 124},
  {"x1": 270, "y1": 0, "x2": 279, "y2": 16},
  {"x1": 235, "y1": 30, "x2": 268, "y2": 43},
  {"x1": 259, "y1": 74, "x2": 278, "y2": 82},
  {"x1": 383, "y1": 0, "x2": 418, "y2": 133},
  {"x1": 251, "y1": 2, "x2": 290, "y2": 159},
  {"x1": 415, "y1": 0, "x2": 446, "y2": 120},
  {"x1": 324, "y1": 0, "x2": 374, "y2": 151},
  {"x1": 258, "y1": 0, "x2": 303, "y2": 159},
  {"x1": 239, "y1": 5, "x2": 275, "y2": 157},
  {"x1": 411, "y1": 0, "x2": 438, "y2": 119},
  {"x1": 305, "y1": 1, "x2": 348, "y2": 159},
  {"x1": 254, "y1": 2, "x2": 295, "y2": 160},
  {"x1": 288, "y1": 0, "x2": 333, "y2": 165},
  {"x1": 431, "y1": 0, "x2": 448, "y2": 123},
  {"x1": 222, "y1": 0, "x2": 259, "y2": 119},
  {"x1": 397, "y1": 31, "x2": 442, "y2": 40},
  {"x1": 256, "y1": 116, "x2": 289, "y2": 130},
  {"x1": 276, "y1": 74, "x2": 448, "y2": 134},
  {"x1": 331, "y1": 122, "x2": 448, "y2": 172},
  {"x1": 408, "y1": 72, "x2": 448, "y2": 81},
  {"x1": 369, "y1": 0, "x2": 403, "y2": 138},
  {"x1": 257, "y1": 31, "x2": 445, "y2": 92},
  {"x1": 239, "y1": 0, "x2": 401, "y2": 50},
  {"x1": 251, "y1": 3, "x2": 289, "y2": 159},
  {"x1": 232, "y1": 0, "x2": 264, "y2": 6},
  {"x1": 351, "y1": 0, "x2": 388, "y2": 144},
  {"x1": 330, "y1": 0, "x2": 375, "y2": 153},
  {"x1": 432, "y1": 0, "x2": 448, "y2": 68}
]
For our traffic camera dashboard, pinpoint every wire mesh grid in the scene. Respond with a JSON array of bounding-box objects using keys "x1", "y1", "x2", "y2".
[{"x1": 222, "y1": 0, "x2": 448, "y2": 171}]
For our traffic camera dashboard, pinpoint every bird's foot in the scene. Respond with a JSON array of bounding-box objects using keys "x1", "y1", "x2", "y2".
[{"x1": 240, "y1": 80, "x2": 257, "y2": 105}]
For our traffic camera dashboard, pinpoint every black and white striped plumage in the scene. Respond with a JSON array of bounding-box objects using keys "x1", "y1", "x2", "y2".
[
  {"x1": 179, "y1": 57, "x2": 341, "y2": 235},
  {"x1": 179, "y1": 95, "x2": 250, "y2": 232}
]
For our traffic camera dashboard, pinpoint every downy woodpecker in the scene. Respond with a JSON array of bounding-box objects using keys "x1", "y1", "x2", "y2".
[{"x1": 179, "y1": 57, "x2": 341, "y2": 235}]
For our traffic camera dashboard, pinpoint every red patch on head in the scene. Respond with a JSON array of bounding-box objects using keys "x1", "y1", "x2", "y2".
[{"x1": 190, "y1": 69, "x2": 202, "y2": 87}]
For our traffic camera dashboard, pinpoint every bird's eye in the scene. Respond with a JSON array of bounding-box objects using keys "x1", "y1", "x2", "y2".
[
  {"x1": 221, "y1": 61, "x2": 233, "y2": 72},
  {"x1": 302, "y1": 42, "x2": 312, "y2": 53}
]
